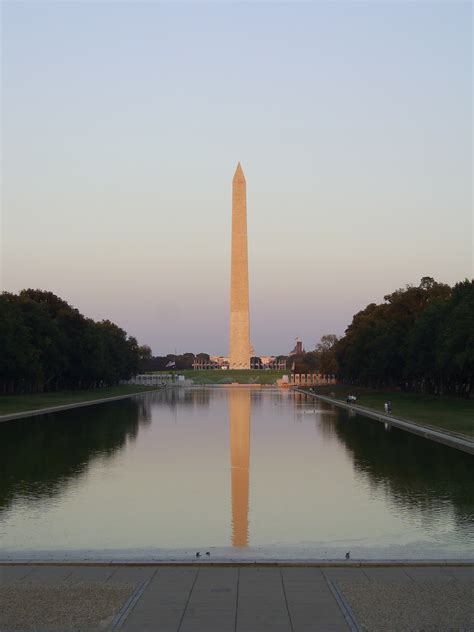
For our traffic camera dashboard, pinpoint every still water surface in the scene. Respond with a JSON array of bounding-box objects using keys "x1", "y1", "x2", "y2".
[{"x1": 1, "y1": 387, "x2": 473, "y2": 560}]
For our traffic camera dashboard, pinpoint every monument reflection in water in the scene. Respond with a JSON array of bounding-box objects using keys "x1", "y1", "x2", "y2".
[
  {"x1": 1, "y1": 387, "x2": 473, "y2": 559},
  {"x1": 229, "y1": 388, "x2": 251, "y2": 547}
]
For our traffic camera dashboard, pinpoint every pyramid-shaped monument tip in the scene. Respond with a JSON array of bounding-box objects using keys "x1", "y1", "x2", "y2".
[{"x1": 233, "y1": 162, "x2": 245, "y2": 180}]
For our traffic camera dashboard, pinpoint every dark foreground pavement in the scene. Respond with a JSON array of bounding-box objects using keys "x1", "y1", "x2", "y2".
[{"x1": 1, "y1": 564, "x2": 473, "y2": 632}]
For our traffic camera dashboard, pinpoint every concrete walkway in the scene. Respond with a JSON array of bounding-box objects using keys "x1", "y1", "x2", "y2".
[
  {"x1": 1, "y1": 564, "x2": 473, "y2": 631},
  {"x1": 0, "y1": 389, "x2": 162, "y2": 423},
  {"x1": 296, "y1": 389, "x2": 474, "y2": 455}
]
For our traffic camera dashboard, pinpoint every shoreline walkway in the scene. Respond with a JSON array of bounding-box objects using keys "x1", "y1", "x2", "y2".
[
  {"x1": 1, "y1": 563, "x2": 473, "y2": 631},
  {"x1": 296, "y1": 388, "x2": 474, "y2": 455},
  {"x1": 0, "y1": 389, "x2": 163, "y2": 423}
]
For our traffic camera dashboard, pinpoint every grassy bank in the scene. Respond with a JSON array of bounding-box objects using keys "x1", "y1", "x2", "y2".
[
  {"x1": 153, "y1": 369, "x2": 285, "y2": 385},
  {"x1": 307, "y1": 385, "x2": 474, "y2": 439},
  {"x1": 0, "y1": 385, "x2": 160, "y2": 416}
]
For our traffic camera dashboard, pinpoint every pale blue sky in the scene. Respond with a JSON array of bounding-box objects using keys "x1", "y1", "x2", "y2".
[{"x1": 1, "y1": 1, "x2": 472, "y2": 355}]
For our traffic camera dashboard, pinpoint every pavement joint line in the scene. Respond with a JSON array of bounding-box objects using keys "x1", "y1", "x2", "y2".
[
  {"x1": 327, "y1": 579, "x2": 362, "y2": 632},
  {"x1": 279, "y1": 567, "x2": 295, "y2": 632},
  {"x1": 176, "y1": 567, "x2": 199, "y2": 632},
  {"x1": 17, "y1": 567, "x2": 34, "y2": 581},
  {"x1": 2, "y1": 560, "x2": 474, "y2": 567},
  {"x1": 403, "y1": 568, "x2": 414, "y2": 581},
  {"x1": 63, "y1": 568, "x2": 74, "y2": 582},
  {"x1": 108, "y1": 566, "x2": 118, "y2": 582},
  {"x1": 234, "y1": 567, "x2": 240, "y2": 632},
  {"x1": 110, "y1": 577, "x2": 153, "y2": 631}
]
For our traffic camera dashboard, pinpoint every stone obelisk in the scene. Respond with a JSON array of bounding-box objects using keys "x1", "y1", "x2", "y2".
[{"x1": 229, "y1": 163, "x2": 251, "y2": 369}]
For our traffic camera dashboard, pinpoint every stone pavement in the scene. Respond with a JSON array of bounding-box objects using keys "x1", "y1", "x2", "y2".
[{"x1": 0, "y1": 564, "x2": 473, "y2": 631}]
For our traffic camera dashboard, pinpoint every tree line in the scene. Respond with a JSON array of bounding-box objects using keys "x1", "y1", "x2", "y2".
[
  {"x1": 291, "y1": 277, "x2": 473, "y2": 396},
  {"x1": 3, "y1": 277, "x2": 471, "y2": 397},
  {"x1": 141, "y1": 352, "x2": 209, "y2": 372},
  {"x1": 335, "y1": 277, "x2": 473, "y2": 396},
  {"x1": 289, "y1": 335, "x2": 339, "y2": 376},
  {"x1": 0, "y1": 289, "x2": 148, "y2": 394},
  {"x1": 141, "y1": 354, "x2": 290, "y2": 371}
]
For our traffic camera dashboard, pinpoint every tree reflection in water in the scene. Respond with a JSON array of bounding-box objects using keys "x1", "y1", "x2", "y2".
[
  {"x1": 1, "y1": 389, "x2": 473, "y2": 554},
  {"x1": 318, "y1": 404, "x2": 474, "y2": 536},
  {"x1": 0, "y1": 389, "x2": 212, "y2": 516},
  {"x1": 0, "y1": 398, "x2": 150, "y2": 513}
]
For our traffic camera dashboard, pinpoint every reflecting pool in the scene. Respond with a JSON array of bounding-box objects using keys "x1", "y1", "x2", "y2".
[{"x1": 0, "y1": 387, "x2": 473, "y2": 560}]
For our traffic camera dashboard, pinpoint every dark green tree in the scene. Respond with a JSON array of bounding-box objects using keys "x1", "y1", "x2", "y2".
[
  {"x1": 335, "y1": 277, "x2": 472, "y2": 395},
  {"x1": 0, "y1": 290, "x2": 144, "y2": 394}
]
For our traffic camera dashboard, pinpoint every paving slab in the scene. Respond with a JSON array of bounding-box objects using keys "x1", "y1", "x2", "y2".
[
  {"x1": 282, "y1": 567, "x2": 327, "y2": 601},
  {"x1": 282, "y1": 567, "x2": 325, "y2": 582},
  {"x1": 322, "y1": 567, "x2": 369, "y2": 582},
  {"x1": 21, "y1": 565, "x2": 74, "y2": 583},
  {"x1": 238, "y1": 566, "x2": 285, "y2": 592},
  {"x1": 108, "y1": 565, "x2": 158, "y2": 584},
  {"x1": 445, "y1": 566, "x2": 474, "y2": 581},
  {"x1": 149, "y1": 567, "x2": 197, "y2": 585},
  {"x1": 180, "y1": 609, "x2": 237, "y2": 632},
  {"x1": 0, "y1": 564, "x2": 472, "y2": 631},
  {"x1": 236, "y1": 611, "x2": 293, "y2": 632},
  {"x1": 120, "y1": 569, "x2": 198, "y2": 632},
  {"x1": 178, "y1": 567, "x2": 238, "y2": 632},
  {"x1": 290, "y1": 606, "x2": 350, "y2": 632},
  {"x1": 146, "y1": 567, "x2": 197, "y2": 597},
  {"x1": 0, "y1": 565, "x2": 34, "y2": 582},
  {"x1": 284, "y1": 585, "x2": 340, "y2": 607},
  {"x1": 236, "y1": 568, "x2": 292, "y2": 632},
  {"x1": 286, "y1": 577, "x2": 351, "y2": 631},
  {"x1": 121, "y1": 606, "x2": 185, "y2": 632},
  {"x1": 66, "y1": 566, "x2": 116, "y2": 583}
]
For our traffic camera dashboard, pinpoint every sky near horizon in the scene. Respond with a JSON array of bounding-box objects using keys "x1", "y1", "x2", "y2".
[{"x1": 1, "y1": 1, "x2": 472, "y2": 356}]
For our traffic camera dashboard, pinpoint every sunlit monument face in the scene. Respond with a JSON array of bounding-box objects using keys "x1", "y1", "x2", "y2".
[{"x1": 229, "y1": 163, "x2": 251, "y2": 369}]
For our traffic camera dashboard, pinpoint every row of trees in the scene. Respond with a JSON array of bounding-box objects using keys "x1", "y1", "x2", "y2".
[
  {"x1": 335, "y1": 277, "x2": 473, "y2": 396},
  {"x1": 141, "y1": 353, "x2": 290, "y2": 371},
  {"x1": 141, "y1": 352, "x2": 209, "y2": 372},
  {"x1": 289, "y1": 335, "x2": 339, "y2": 375},
  {"x1": 292, "y1": 277, "x2": 472, "y2": 396},
  {"x1": 3, "y1": 277, "x2": 470, "y2": 396},
  {"x1": 0, "y1": 290, "x2": 149, "y2": 394}
]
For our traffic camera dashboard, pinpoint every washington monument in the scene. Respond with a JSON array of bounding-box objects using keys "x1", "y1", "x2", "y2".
[{"x1": 229, "y1": 163, "x2": 251, "y2": 369}]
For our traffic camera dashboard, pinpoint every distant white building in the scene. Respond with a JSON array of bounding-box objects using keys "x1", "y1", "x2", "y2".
[
  {"x1": 193, "y1": 356, "x2": 229, "y2": 370},
  {"x1": 193, "y1": 355, "x2": 285, "y2": 370},
  {"x1": 121, "y1": 374, "x2": 193, "y2": 387}
]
